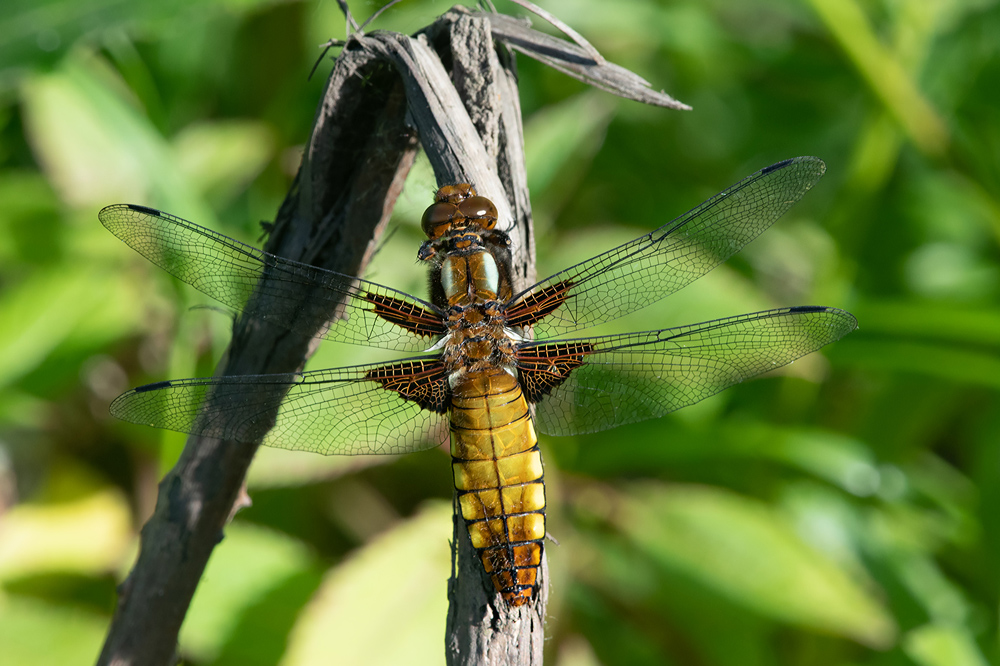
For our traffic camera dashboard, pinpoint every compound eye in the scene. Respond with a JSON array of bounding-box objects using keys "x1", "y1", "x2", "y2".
[
  {"x1": 421, "y1": 202, "x2": 459, "y2": 239},
  {"x1": 458, "y1": 196, "x2": 498, "y2": 229}
]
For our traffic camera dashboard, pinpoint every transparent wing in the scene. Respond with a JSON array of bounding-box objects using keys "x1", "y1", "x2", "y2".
[
  {"x1": 110, "y1": 358, "x2": 451, "y2": 455},
  {"x1": 517, "y1": 306, "x2": 857, "y2": 436},
  {"x1": 99, "y1": 204, "x2": 445, "y2": 352},
  {"x1": 506, "y1": 157, "x2": 827, "y2": 336}
]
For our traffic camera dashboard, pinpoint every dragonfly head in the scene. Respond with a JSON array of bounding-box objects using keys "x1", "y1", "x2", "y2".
[{"x1": 421, "y1": 183, "x2": 499, "y2": 240}]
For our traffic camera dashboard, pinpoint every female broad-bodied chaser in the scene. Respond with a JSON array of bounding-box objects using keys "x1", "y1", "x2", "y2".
[{"x1": 101, "y1": 156, "x2": 856, "y2": 606}]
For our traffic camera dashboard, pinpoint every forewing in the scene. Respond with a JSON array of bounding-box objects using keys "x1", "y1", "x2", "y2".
[
  {"x1": 518, "y1": 306, "x2": 857, "y2": 436},
  {"x1": 110, "y1": 358, "x2": 451, "y2": 455},
  {"x1": 99, "y1": 204, "x2": 445, "y2": 352},
  {"x1": 506, "y1": 157, "x2": 827, "y2": 335}
]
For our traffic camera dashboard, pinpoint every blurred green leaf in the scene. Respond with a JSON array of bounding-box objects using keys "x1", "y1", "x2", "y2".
[
  {"x1": 0, "y1": 0, "x2": 279, "y2": 86},
  {"x1": 179, "y1": 522, "x2": 321, "y2": 663},
  {"x1": 851, "y1": 300, "x2": 1000, "y2": 347},
  {"x1": 903, "y1": 623, "x2": 989, "y2": 666},
  {"x1": 832, "y1": 338, "x2": 1000, "y2": 388},
  {"x1": 758, "y1": 427, "x2": 883, "y2": 496},
  {"x1": 0, "y1": 264, "x2": 144, "y2": 389},
  {"x1": 0, "y1": 267, "x2": 98, "y2": 388},
  {"x1": 281, "y1": 501, "x2": 451, "y2": 666},
  {"x1": 247, "y1": 447, "x2": 398, "y2": 489},
  {"x1": 808, "y1": 0, "x2": 948, "y2": 155},
  {"x1": 525, "y1": 91, "x2": 615, "y2": 216},
  {"x1": 21, "y1": 53, "x2": 214, "y2": 219},
  {"x1": 553, "y1": 635, "x2": 603, "y2": 666},
  {"x1": 618, "y1": 483, "x2": 896, "y2": 647},
  {"x1": 0, "y1": 170, "x2": 59, "y2": 265},
  {"x1": 567, "y1": 420, "x2": 884, "y2": 497},
  {"x1": 0, "y1": 594, "x2": 106, "y2": 666},
  {"x1": 173, "y1": 120, "x2": 276, "y2": 205},
  {"x1": 0, "y1": 489, "x2": 132, "y2": 582},
  {"x1": 889, "y1": 553, "x2": 972, "y2": 626}
]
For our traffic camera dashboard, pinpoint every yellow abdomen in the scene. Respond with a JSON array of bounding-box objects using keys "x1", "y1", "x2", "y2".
[{"x1": 450, "y1": 368, "x2": 545, "y2": 606}]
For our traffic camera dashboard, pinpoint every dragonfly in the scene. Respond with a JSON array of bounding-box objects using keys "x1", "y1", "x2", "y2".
[{"x1": 101, "y1": 156, "x2": 857, "y2": 606}]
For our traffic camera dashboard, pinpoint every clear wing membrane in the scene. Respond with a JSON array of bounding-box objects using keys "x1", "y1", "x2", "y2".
[
  {"x1": 521, "y1": 306, "x2": 857, "y2": 436},
  {"x1": 110, "y1": 358, "x2": 451, "y2": 455},
  {"x1": 104, "y1": 158, "x2": 857, "y2": 454},
  {"x1": 507, "y1": 157, "x2": 827, "y2": 337},
  {"x1": 99, "y1": 204, "x2": 444, "y2": 352}
]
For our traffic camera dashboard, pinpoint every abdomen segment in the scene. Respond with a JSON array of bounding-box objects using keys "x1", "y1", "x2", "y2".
[{"x1": 450, "y1": 369, "x2": 545, "y2": 606}]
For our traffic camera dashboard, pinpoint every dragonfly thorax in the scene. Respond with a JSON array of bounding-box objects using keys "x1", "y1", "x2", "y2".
[
  {"x1": 441, "y1": 296, "x2": 518, "y2": 375},
  {"x1": 441, "y1": 252, "x2": 500, "y2": 304},
  {"x1": 419, "y1": 185, "x2": 520, "y2": 377}
]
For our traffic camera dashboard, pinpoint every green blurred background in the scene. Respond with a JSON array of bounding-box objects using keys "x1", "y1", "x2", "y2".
[{"x1": 1, "y1": 0, "x2": 998, "y2": 664}]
